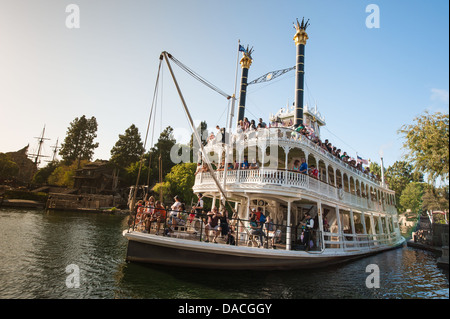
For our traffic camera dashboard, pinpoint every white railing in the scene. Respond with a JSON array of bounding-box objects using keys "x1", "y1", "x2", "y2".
[
  {"x1": 207, "y1": 127, "x2": 387, "y2": 188},
  {"x1": 323, "y1": 232, "x2": 399, "y2": 250},
  {"x1": 199, "y1": 168, "x2": 309, "y2": 189},
  {"x1": 195, "y1": 168, "x2": 397, "y2": 214}
]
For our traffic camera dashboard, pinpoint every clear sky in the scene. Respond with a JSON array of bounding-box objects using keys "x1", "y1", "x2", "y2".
[{"x1": 0, "y1": 0, "x2": 448, "y2": 170}]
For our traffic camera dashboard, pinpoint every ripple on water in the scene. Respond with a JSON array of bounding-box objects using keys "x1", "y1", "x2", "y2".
[{"x1": 0, "y1": 209, "x2": 448, "y2": 299}]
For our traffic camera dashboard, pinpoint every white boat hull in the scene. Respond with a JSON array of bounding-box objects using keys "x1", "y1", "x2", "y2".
[{"x1": 124, "y1": 231, "x2": 405, "y2": 270}]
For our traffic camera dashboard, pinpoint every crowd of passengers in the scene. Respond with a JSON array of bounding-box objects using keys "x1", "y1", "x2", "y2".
[
  {"x1": 206, "y1": 116, "x2": 381, "y2": 181},
  {"x1": 131, "y1": 193, "x2": 291, "y2": 248}
]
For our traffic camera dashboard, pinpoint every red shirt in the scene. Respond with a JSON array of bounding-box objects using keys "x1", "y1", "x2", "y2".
[{"x1": 155, "y1": 207, "x2": 166, "y2": 219}]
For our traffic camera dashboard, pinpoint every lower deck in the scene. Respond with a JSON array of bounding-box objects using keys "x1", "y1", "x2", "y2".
[
  {"x1": 126, "y1": 187, "x2": 403, "y2": 270},
  {"x1": 189, "y1": 190, "x2": 402, "y2": 253},
  {"x1": 129, "y1": 208, "x2": 403, "y2": 255},
  {"x1": 124, "y1": 229, "x2": 405, "y2": 270}
]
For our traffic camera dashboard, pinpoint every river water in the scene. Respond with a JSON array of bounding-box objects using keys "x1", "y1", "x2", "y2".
[{"x1": 0, "y1": 208, "x2": 448, "y2": 299}]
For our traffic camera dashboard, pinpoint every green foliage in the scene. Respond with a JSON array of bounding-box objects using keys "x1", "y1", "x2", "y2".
[
  {"x1": 422, "y1": 184, "x2": 449, "y2": 212},
  {"x1": 32, "y1": 161, "x2": 59, "y2": 185},
  {"x1": 118, "y1": 126, "x2": 178, "y2": 189},
  {"x1": 385, "y1": 161, "x2": 423, "y2": 211},
  {"x1": 47, "y1": 160, "x2": 89, "y2": 187},
  {"x1": 369, "y1": 161, "x2": 381, "y2": 178},
  {"x1": 152, "y1": 181, "x2": 171, "y2": 203},
  {"x1": 110, "y1": 124, "x2": 144, "y2": 169},
  {"x1": 152, "y1": 163, "x2": 197, "y2": 206},
  {"x1": 124, "y1": 160, "x2": 150, "y2": 186},
  {"x1": 59, "y1": 115, "x2": 99, "y2": 166},
  {"x1": 398, "y1": 111, "x2": 449, "y2": 184},
  {"x1": 0, "y1": 153, "x2": 19, "y2": 180},
  {"x1": 165, "y1": 162, "x2": 197, "y2": 204},
  {"x1": 399, "y1": 182, "x2": 423, "y2": 215},
  {"x1": 152, "y1": 126, "x2": 177, "y2": 178}
]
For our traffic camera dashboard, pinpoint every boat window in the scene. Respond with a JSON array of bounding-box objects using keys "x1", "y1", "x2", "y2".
[
  {"x1": 328, "y1": 165, "x2": 335, "y2": 186},
  {"x1": 318, "y1": 159, "x2": 327, "y2": 183},
  {"x1": 381, "y1": 216, "x2": 388, "y2": 234},
  {"x1": 336, "y1": 170, "x2": 343, "y2": 189},
  {"x1": 387, "y1": 216, "x2": 394, "y2": 233},
  {"x1": 364, "y1": 215, "x2": 374, "y2": 234},
  {"x1": 350, "y1": 177, "x2": 356, "y2": 195},
  {"x1": 353, "y1": 212, "x2": 364, "y2": 234},
  {"x1": 340, "y1": 210, "x2": 352, "y2": 234},
  {"x1": 343, "y1": 174, "x2": 350, "y2": 192},
  {"x1": 374, "y1": 216, "x2": 382, "y2": 234}
]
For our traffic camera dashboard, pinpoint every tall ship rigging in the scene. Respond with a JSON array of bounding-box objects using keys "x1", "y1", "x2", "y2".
[{"x1": 123, "y1": 19, "x2": 405, "y2": 270}]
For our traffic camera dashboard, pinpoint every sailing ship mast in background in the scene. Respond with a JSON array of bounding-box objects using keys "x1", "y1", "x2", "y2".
[
  {"x1": 47, "y1": 138, "x2": 60, "y2": 164},
  {"x1": 28, "y1": 125, "x2": 50, "y2": 167}
]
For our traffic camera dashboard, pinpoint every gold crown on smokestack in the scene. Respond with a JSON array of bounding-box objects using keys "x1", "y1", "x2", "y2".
[
  {"x1": 240, "y1": 45, "x2": 254, "y2": 69},
  {"x1": 293, "y1": 17, "x2": 310, "y2": 46}
]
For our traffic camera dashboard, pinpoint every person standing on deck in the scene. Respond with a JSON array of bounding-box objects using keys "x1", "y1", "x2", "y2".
[
  {"x1": 301, "y1": 212, "x2": 314, "y2": 251},
  {"x1": 194, "y1": 193, "x2": 204, "y2": 218},
  {"x1": 299, "y1": 158, "x2": 308, "y2": 174}
]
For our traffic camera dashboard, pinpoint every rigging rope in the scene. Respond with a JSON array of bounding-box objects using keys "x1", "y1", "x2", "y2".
[
  {"x1": 166, "y1": 53, "x2": 231, "y2": 100},
  {"x1": 129, "y1": 57, "x2": 163, "y2": 221}
]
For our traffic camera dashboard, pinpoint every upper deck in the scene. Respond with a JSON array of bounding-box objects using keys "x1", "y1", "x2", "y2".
[{"x1": 194, "y1": 126, "x2": 397, "y2": 215}]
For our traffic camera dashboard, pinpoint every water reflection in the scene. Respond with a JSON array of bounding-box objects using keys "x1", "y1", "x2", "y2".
[
  {"x1": 0, "y1": 208, "x2": 447, "y2": 299},
  {"x1": 115, "y1": 247, "x2": 448, "y2": 299}
]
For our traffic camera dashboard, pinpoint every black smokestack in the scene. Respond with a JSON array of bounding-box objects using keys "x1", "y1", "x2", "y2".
[
  {"x1": 293, "y1": 18, "x2": 309, "y2": 126},
  {"x1": 237, "y1": 46, "x2": 253, "y2": 125}
]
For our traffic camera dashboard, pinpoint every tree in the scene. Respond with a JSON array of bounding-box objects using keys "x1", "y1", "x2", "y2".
[
  {"x1": 398, "y1": 111, "x2": 449, "y2": 184},
  {"x1": 59, "y1": 115, "x2": 99, "y2": 167},
  {"x1": 165, "y1": 162, "x2": 197, "y2": 204},
  {"x1": 399, "y1": 182, "x2": 423, "y2": 215},
  {"x1": 385, "y1": 161, "x2": 423, "y2": 211},
  {"x1": 0, "y1": 153, "x2": 19, "y2": 181},
  {"x1": 152, "y1": 162, "x2": 197, "y2": 205},
  {"x1": 121, "y1": 126, "x2": 177, "y2": 189},
  {"x1": 152, "y1": 126, "x2": 177, "y2": 179},
  {"x1": 124, "y1": 160, "x2": 150, "y2": 187},
  {"x1": 369, "y1": 161, "x2": 382, "y2": 180},
  {"x1": 47, "y1": 160, "x2": 89, "y2": 187},
  {"x1": 422, "y1": 184, "x2": 449, "y2": 212},
  {"x1": 110, "y1": 124, "x2": 145, "y2": 169},
  {"x1": 32, "y1": 161, "x2": 59, "y2": 185}
]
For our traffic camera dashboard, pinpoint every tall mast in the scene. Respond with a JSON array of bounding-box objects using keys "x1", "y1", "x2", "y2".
[
  {"x1": 293, "y1": 18, "x2": 309, "y2": 126},
  {"x1": 236, "y1": 45, "x2": 253, "y2": 125},
  {"x1": 28, "y1": 125, "x2": 50, "y2": 167},
  {"x1": 48, "y1": 138, "x2": 60, "y2": 163}
]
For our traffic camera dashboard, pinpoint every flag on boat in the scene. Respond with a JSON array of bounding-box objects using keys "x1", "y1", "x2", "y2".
[
  {"x1": 239, "y1": 45, "x2": 248, "y2": 54},
  {"x1": 357, "y1": 156, "x2": 369, "y2": 165}
]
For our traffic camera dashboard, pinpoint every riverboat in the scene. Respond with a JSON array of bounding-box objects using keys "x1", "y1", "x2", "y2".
[{"x1": 123, "y1": 19, "x2": 405, "y2": 270}]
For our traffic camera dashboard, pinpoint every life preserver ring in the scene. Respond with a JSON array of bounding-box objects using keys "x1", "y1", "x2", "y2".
[{"x1": 338, "y1": 188, "x2": 344, "y2": 199}]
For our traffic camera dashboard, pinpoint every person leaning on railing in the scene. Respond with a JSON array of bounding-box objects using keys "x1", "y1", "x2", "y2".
[{"x1": 299, "y1": 158, "x2": 308, "y2": 174}]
